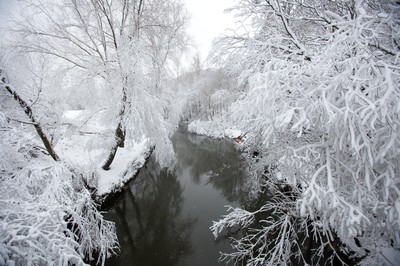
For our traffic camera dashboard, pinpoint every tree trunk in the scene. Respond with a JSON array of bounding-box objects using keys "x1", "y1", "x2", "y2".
[
  {"x1": 1, "y1": 72, "x2": 60, "y2": 161},
  {"x1": 101, "y1": 142, "x2": 119, "y2": 171},
  {"x1": 101, "y1": 122, "x2": 125, "y2": 170},
  {"x1": 101, "y1": 86, "x2": 127, "y2": 170}
]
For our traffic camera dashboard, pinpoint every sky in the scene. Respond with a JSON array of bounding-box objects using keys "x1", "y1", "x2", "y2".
[
  {"x1": 183, "y1": 0, "x2": 235, "y2": 62},
  {"x1": 0, "y1": 0, "x2": 14, "y2": 23}
]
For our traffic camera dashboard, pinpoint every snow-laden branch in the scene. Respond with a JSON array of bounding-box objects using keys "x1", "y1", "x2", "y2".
[
  {"x1": 0, "y1": 115, "x2": 118, "y2": 264},
  {"x1": 211, "y1": 0, "x2": 400, "y2": 264}
]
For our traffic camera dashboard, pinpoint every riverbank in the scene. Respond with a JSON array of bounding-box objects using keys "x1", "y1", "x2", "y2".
[
  {"x1": 96, "y1": 144, "x2": 154, "y2": 207},
  {"x1": 58, "y1": 110, "x2": 154, "y2": 203},
  {"x1": 187, "y1": 119, "x2": 242, "y2": 139}
]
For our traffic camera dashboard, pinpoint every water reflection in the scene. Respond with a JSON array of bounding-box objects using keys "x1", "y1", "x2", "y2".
[
  {"x1": 105, "y1": 126, "x2": 249, "y2": 265},
  {"x1": 105, "y1": 162, "x2": 196, "y2": 266},
  {"x1": 172, "y1": 129, "x2": 247, "y2": 203}
]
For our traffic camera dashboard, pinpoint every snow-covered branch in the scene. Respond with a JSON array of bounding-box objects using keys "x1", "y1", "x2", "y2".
[
  {"x1": 211, "y1": 0, "x2": 400, "y2": 264},
  {"x1": 0, "y1": 112, "x2": 118, "y2": 265}
]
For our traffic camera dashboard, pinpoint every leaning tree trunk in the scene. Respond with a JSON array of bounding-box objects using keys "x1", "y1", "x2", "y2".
[
  {"x1": 1, "y1": 69, "x2": 96, "y2": 194},
  {"x1": 1, "y1": 71, "x2": 59, "y2": 161},
  {"x1": 102, "y1": 87, "x2": 127, "y2": 170},
  {"x1": 101, "y1": 122, "x2": 125, "y2": 170}
]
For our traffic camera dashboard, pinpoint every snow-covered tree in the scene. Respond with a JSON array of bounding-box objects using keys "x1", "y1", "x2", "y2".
[
  {"x1": 211, "y1": 0, "x2": 400, "y2": 264},
  {"x1": 9, "y1": 0, "x2": 189, "y2": 168},
  {"x1": 0, "y1": 0, "x2": 190, "y2": 263},
  {"x1": 0, "y1": 68, "x2": 118, "y2": 265}
]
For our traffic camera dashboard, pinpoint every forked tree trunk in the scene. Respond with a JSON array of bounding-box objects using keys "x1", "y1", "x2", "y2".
[{"x1": 1, "y1": 72, "x2": 60, "y2": 161}]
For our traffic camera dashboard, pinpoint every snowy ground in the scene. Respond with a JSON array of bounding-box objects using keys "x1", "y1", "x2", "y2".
[
  {"x1": 97, "y1": 139, "x2": 150, "y2": 196},
  {"x1": 188, "y1": 119, "x2": 241, "y2": 139},
  {"x1": 58, "y1": 110, "x2": 152, "y2": 198}
]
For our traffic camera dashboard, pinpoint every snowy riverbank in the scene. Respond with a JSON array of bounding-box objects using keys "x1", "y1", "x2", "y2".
[
  {"x1": 96, "y1": 141, "x2": 153, "y2": 198},
  {"x1": 188, "y1": 119, "x2": 241, "y2": 140},
  {"x1": 58, "y1": 110, "x2": 153, "y2": 200}
]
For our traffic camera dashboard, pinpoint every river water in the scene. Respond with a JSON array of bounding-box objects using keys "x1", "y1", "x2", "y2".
[{"x1": 105, "y1": 127, "x2": 248, "y2": 266}]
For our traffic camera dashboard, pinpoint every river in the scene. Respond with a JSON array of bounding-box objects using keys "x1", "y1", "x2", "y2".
[{"x1": 104, "y1": 126, "x2": 248, "y2": 266}]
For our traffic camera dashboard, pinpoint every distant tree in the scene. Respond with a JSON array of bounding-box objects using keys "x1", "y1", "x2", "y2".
[
  {"x1": 190, "y1": 52, "x2": 203, "y2": 75},
  {"x1": 211, "y1": 0, "x2": 400, "y2": 264},
  {"x1": 179, "y1": 69, "x2": 235, "y2": 121}
]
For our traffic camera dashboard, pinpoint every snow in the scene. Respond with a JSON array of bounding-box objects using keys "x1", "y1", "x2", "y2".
[
  {"x1": 63, "y1": 109, "x2": 85, "y2": 120},
  {"x1": 58, "y1": 110, "x2": 152, "y2": 198},
  {"x1": 188, "y1": 119, "x2": 242, "y2": 139},
  {"x1": 57, "y1": 110, "x2": 107, "y2": 167},
  {"x1": 61, "y1": 109, "x2": 107, "y2": 133},
  {"x1": 225, "y1": 128, "x2": 242, "y2": 138},
  {"x1": 97, "y1": 138, "x2": 149, "y2": 196}
]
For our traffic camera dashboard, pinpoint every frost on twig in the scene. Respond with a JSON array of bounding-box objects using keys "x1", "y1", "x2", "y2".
[{"x1": 211, "y1": 206, "x2": 256, "y2": 239}]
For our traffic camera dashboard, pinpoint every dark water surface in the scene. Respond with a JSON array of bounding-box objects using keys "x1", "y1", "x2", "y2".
[{"x1": 105, "y1": 127, "x2": 247, "y2": 266}]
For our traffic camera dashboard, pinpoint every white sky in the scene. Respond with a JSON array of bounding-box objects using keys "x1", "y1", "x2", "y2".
[
  {"x1": 184, "y1": 0, "x2": 235, "y2": 62},
  {"x1": 0, "y1": 0, "x2": 14, "y2": 24}
]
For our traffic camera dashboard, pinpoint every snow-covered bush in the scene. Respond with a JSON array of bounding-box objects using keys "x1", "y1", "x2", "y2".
[
  {"x1": 211, "y1": 0, "x2": 400, "y2": 264},
  {"x1": 0, "y1": 114, "x2": 118, "y2": 265}
]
